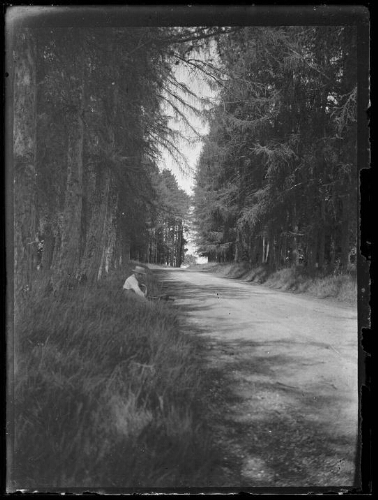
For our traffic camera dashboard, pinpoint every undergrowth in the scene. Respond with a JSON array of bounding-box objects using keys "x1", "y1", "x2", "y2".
[
  {"x1": 193, "y1": 262, "x2": 357, "y2": 305},
  {"x1": 11, "y1": 266, "x2": 218, "y2": 490}
]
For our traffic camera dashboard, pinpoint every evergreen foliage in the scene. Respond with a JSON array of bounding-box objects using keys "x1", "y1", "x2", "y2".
[
  {"x1": 12, "y1": 26, "x2": 208, "y2": 304},
  {"x1": 193, "y1": 26, "x2": 358, "y2": 272}
]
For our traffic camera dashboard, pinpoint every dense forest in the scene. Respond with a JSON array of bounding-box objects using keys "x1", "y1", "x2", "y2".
[
  {"x1": 12, "y1": 26, "x2": 228, "y2": 308},
  {"x1": 11, "y1": 23, "x2": 242, "y2": 489},
  {"x1": 12, "y1": 23, "x2": 361, "y2": 314},
  {"x1": 193, "y1": 26, "x2": 358, "y2": 273},
  {"x1": 8, "y1": 13, "x2": 368, "y2": 490}
]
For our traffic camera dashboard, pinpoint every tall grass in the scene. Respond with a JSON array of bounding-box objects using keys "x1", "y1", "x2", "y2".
[
  {"x1": 11, "y1": 267, "x2": 216, "y2": 489},
  {"x1": 264, "y1": 266, "x2": 357, "y2": 304},
  {"x1": 307, "y1": 272, "x2": 357, "y2": 303},
  {"x1": 194, "y1": 262, "x2": 357, "y2": 305}
]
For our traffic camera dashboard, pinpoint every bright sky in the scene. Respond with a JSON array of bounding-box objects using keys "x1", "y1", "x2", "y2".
[
  {"x1": 158, "y1": 54, "x2": 217, "y2": 195},
  {"x1": 157, "y1": 45, "x2": 219, "y2": 261}
]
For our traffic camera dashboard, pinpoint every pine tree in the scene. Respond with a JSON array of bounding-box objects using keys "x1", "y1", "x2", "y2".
[{"x1": 193, "y1": 26, "x2": 358, "y2": 272}]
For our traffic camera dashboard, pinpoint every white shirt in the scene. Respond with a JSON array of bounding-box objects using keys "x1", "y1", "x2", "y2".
[{"x1": 123, "y1": 274, "x2": 146, "y2": 297}]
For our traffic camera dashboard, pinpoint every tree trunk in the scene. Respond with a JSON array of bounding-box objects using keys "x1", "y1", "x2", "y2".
[
  {"x1": 317, "y1": 197, "x2": 326, "y2": 270},
  {"x1": 281, "y1": 234, "x2": 287, "y2": 267},
  {"x1": 307, "y1": 228, "x2": 318, "y2": 271},
  {"x1": 41, "y1": 223, "x2": 55, "y2": 271},
  {"x1": 262, "y1": 234, "x2": 266, "y2": 264},
  {"x1": 273, "y1": 236, "x2": 280, "y2": 270},
  {"x1": 97, "y1": 186, "x2": 117, "y2": 280},
  {"x1": 55, "y1": 62, "x2": 85, "y2": 288},
  {"x1": 329, "y1": 234, "x2": 336, "y2": 269},
  {"x1": 114, "y1": 226, "x2": 130, "y2": 269},
  {"x1": 176, "y1": 224, "x2": 183, "y2": 267},
  {"x1": 262, "y1": 230, "x2": 270, "y2": 265},
  {"x1": 250, "y1": 236, "x2": 259, "y2": 265},
  {"x1": 12, "y1": 27, "x2": 37, "y2": 386},
  {"x1": 83, "y1": 169, "x2": 112, "y2": 283},
  {"x1": 292, "y1": 230, "x2": 299, "y2": 266},
  {"x1": 13, "y1": 28, "x2": 37, "y2": 302},
  {"x1": 340, "y1": 194, "x2": 350, "y2": 269},
  {"x1": 234, "y1": 227, "x2": 242, "y2": 263},
  {"x1": 291, "y1": 203, "x2": 300, "y2": 267}
]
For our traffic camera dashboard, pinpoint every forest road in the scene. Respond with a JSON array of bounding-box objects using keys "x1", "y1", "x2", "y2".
[{"x1": 152, "y1": 267, "x2": 359, "y2": 488}]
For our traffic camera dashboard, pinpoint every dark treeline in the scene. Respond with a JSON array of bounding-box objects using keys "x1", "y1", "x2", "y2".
[
  {"x1": 12, "y1": 23, "x2": 360, "y2": 311},
  {"x1": 12, "y1": 26, "x2": 226, "y2": 305},
  {"x1": 11, "y1": 23, "x2": 241, "y2": 489},
  {"x1": 193, "y1": 26, "x2": 358, "y2": 273}
]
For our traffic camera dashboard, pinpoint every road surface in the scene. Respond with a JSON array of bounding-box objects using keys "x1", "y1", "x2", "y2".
[{"x1": 153, "y1": 267, "x2": 359, "y2": 489}]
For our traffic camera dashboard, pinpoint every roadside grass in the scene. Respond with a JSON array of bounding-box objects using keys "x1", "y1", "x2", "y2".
[
  {"x1": 12, "y1": 266, "x2": 218, "y2": 489},
  {"x1": 307, "y1": 272, "x2": 357, "y2": 303},
  {"x1": 192, "y1": 262, "x2": 357, "y2": 305}
]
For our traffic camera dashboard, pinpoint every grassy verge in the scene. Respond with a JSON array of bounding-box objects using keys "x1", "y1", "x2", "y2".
[
  {"x1": 191, "y1": 262, "x2": 357, "y2": 305},
  {"x1": 11, "y1": 266, "x2": 218, "y2": 490}
]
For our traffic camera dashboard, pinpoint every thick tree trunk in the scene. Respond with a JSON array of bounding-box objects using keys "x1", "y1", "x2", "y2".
[
  {"x1": 55, "y1": 62, "x2": 85, "y2": 288},
  {"x1": 12, "y1": 27, "x2": 38, "y2": 391},
  {"x1": 114, "y1": 227, "x2": 129, "y2": 269},
  {"x1": 83, "y1": 169, "x2": 112, "y2": 283},
  {"x1": 98, "y1": 188, "x2": 117, "y2": 280},
  {"x1": 41, "y1": 223, "x2": 55, "y2": 271},
  {"x1": 13, "y1": 29, "x2": 37, "y2": 302}
]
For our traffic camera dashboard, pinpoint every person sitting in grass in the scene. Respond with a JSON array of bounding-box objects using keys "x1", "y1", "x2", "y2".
[{"x1": 123, "y1": 265, "x2": 148, "y2": 300}]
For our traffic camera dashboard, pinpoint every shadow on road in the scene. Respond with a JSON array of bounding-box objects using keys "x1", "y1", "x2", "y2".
[
  {"x1": 153, "y1": 269, "x2": 262, "y2": 316},
  {"x1": 199, "y1": 337, "x2": 358, "y2": 487},
  {"x1": 152, "y1": 269, "x2": 358, "y2": 488}
]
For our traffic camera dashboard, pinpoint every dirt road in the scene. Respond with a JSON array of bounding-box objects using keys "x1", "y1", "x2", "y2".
[{"x1": 154, "y1": 267, "x2": 359, "y2": 489}]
